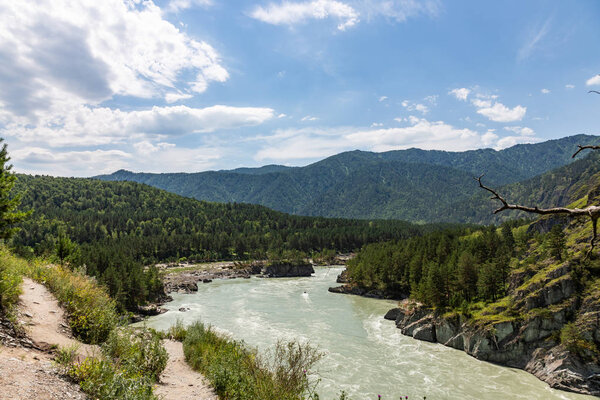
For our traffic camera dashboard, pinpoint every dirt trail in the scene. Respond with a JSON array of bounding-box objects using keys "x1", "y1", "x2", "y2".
[
  {"x1": 6, "y1": 277, "x2": 217, "y2": 399},
  {"x1": 155, "y1": 339, "x2": 218, "y2": 400},
  {"x1": 19, "y1": 278, "x2": 96, "y2": 355}
]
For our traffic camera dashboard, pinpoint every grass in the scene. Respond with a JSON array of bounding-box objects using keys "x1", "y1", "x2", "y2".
[
  {"x1": 56, "y1": 327, "x2": 166, "y2": 400},
  {"x1": 182, "y1": 322, "x2": 324, "y2": 400},
  {"x1": 28, "y1": 263, "x2": 119, "y2": 344},
  {"x1": 0, "y1": 247, "x2": 28, "y2": 321}
]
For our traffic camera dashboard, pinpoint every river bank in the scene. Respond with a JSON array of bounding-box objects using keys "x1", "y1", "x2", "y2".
[{"x1": 136, "y1": 267, "x2": 594, "y2": 400}]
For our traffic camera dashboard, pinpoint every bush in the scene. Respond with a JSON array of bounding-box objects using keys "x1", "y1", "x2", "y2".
[
  {"x1": 0, "y1": 248, "x2": 27, "y2": 319},
  {"x1": 58, "y1": 327, "x2": 166, "y2": 400},
  {"x1": 30, "y1": 264, "x2": 118, "y2": 344},
  {"x1": 183, "y1": 322, "x2": 322, "y2": 400},
  {"x1": 102, "y1": 327, "x2": 168, "y2": 382}
]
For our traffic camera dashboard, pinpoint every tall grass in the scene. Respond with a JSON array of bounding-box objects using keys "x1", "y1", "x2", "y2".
[
  {"x1": 57, "y1": 327, "x2": 167, "y2": 400},
  {"x1": 0, "y1": 247, "x2": 28, "y2": 320},
  {"x1": 29, "y1": 263, "x2": 118, "y2": 344},
  {"x1": 183, "y1": 322, "x2": 322, "y2": 400}
]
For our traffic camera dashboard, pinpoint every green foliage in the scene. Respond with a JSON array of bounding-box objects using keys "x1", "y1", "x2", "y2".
[
  {"x1": 347, "y1": 225, "x2": 518, "y2": 305},
  {"x1": 12, "y1": 174, "x2": 434, "y2": 310},
  {"x1": 560, "y1": 323, "x2": 598, "y2": 360},
  {"x1": 545, "y1": 225, "x2": 566, "y2": 261},
  {"x1": 29, "y1": 264, "x2": 118, "y2": 344},
  {"x1": 0, "y1": 139, "x2": 30, "y2": 240},
  {"x1": 0, "y1": 247, "x2": 28, "y2": 319},
  {"x1": 57, "y1": 327, "x2": 166, "y2": 400},
  {"x1": 167, "y1": 318, "x2": 187, "y2": 341},
  {"x1": 101, "y1": 327, "x2": 168, "y2": 382},
  {"x1": 183, "y1": 322, "x2": 322, "y2": 400},
  {"x1": 96, "y1": 135, "x2": 600, "y2": 223}
]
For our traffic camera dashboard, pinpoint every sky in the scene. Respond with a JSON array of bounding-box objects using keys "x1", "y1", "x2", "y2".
[{"x1": 0, "y1": 0, "x2": 599, "y2": 176}]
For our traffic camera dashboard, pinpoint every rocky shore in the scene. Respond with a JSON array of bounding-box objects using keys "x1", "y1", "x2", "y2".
[
  {"x1": 161, "y1": 260, "x2": 314, "y2": 294},
  {"x1": 384, "y1": 296, "x2": 600, "y2": 396},
  {"x1": 329, "y1": 270, "x2": 408, "y2": 300}
]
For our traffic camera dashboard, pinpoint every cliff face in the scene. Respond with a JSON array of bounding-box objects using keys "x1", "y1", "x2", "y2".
[{"x1": 385, "y1": 255, "x2": 600, "y2": 396}]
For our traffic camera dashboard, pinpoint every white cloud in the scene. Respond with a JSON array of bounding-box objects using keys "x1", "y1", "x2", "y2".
[
  {"x1": 518, "y1": 18, "x2": 551, "y2": 61},
  {"x1": 378, "y1": 96, "x2": 388, "y2": 102},
  {"x1": 424, "y1": 95, "x2": 438, "y2": 105},
  {"x1": 504, "y1": 126, "x2": 535, "y2": 136},
  {"x1": 565, "y1": 84, "x2": 575, "y2": 89},
  {"x1": 541, "y1": 88, "x2": 550, "y2": 94},
  {"x1": 166, "y1": 0, "x2": 213, "y2": 13},
  {"x1": 3, "y1": 105, "x2": 275, "y2": 147},
  {"x1": 586, "y1": 74, "x2": 600, "y2": 86},
  {"x1": 12, "y1": 147, "x2": 132, "y2": 176},
  {"x1": 255, "y1": 117, "x2": 499, "y2": 162},
  {"x1": 495, "y1": 136, "x2": 540, "y2": 150},
  {"x1": 472, "y1": 100, "x2": 526, "y2": 123},
  {"x1": 277, "y1": 113, "x2": 288, "y2": 118},
  {"x1": 401, "y1": 100, "x2": 429, "y2": 115},
  {"x1": 250, "y1": 0, "x2": 359, "y2": 31},
  {"x1": 359, "y1": 0, "x2": 440, "y2": 22},
  {"x1": 370, "y1": 122, "x2": 383, "y2": 127},
  {"x1": 0, "y1": 0, "x2": 228, "y2": 120},
  {"x1": 449, "y1": 88, "x2": 471, "y2": 101},
  {"x1": 12, "y1": 142, "x2": 223, "y2": 176},
  {"x1": 165, "y1": 92, "x2": 194, "y2": 103},
  {"x1": 301, "y1": 115, "x2": 319, "y2": 121}
]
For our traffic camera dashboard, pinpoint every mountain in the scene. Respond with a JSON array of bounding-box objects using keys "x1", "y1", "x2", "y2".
[
  {"x1": 12, "y1": 174, "x2": 436, "y2": 310},
  {"x1": 96, "y1": 134, "x2": 600, "y2": 223}
]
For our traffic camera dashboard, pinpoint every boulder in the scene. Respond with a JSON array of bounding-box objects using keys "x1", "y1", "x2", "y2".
[{"x1": 412, "y1": 323, "x2": 436, "y2": 342}]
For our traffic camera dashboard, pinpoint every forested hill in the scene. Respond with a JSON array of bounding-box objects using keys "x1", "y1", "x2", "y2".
[
  {"x1": 96, "y1": 135, "x2": 599, "y2": 223},
  {"x1": 10, "y1": 174, "x2": 437, "y2": 310}
]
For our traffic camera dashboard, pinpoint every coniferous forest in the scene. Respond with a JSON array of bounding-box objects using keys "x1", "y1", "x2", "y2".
[{"x1": 10, "y1": 174, "x2": 447, "y2": 310}]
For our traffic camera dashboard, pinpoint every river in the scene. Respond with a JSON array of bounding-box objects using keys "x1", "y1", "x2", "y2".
[{"x1": 139, "y1": 267, "x2": 594, "y2": 400}]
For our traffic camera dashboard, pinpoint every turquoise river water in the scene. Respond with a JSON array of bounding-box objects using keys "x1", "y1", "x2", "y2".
[{"x1": 139, "y1": 267, "x2": 595, "y2": 400}]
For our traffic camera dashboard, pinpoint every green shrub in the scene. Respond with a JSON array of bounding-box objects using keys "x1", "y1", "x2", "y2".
[
  {"x1": 102, "y1": 327, "x2": 168, "y2": 382},
  {"x1": 560, "y1": 322, "x2": 598, "y2": 360},
  {"x1": 59, "y1": 327, "x2": 166, "y2": 400},
  {"x1": 183, "y1": 322, "x2": 322, "y2": 400},
  {"x1": 0, "y1": 249, "x2": 26, "y2": 319},
  {"x1": 30, "y1": 264, "x2": 118, "y2": 344},
  {"x1": 167, "y1": 318, "x2": 187, "y2": 341}
]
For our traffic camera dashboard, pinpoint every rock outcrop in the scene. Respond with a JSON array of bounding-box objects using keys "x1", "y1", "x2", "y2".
[
  {"x1": 261, "y1": 262, "x2": 314, "y2": 277},
  {"x1": 386, "y1": 291, "x2": 600, "y2": 396}
]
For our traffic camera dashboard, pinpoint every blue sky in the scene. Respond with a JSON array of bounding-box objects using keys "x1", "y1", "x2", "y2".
[{"x1": 1, "y1": 0, "x2": 599, "y2": 176}]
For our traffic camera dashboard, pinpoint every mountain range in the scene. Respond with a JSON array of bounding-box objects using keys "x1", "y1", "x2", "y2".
[{"x1": 96, "y1": 134, "x2": 600, "y2": 224}]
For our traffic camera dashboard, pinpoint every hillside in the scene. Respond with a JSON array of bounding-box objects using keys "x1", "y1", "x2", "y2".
[
  {"x1": 341, "y1": 180, "x2": 600, "y2": 395},
  {"x1": 10, "y1": 174, "x2": 434, "y2": 310},
  {"x1": 96, "y1": 135, "x2": 600, "y2": 222}
]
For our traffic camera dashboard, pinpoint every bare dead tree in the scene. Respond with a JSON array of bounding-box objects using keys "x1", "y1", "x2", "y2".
[{"x1": 476, "y1": 173, "x2": 600, "y2": 258}]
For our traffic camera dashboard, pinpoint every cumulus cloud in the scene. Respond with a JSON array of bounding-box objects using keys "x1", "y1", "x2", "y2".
[
  {"x1": 0, "y1": 0, "x2": 228, "y2": 119},
  {"x1": 256, "y1": 117, "x2": 494, "y2": 162},
  {"x1": 473, "y1": 100, "x2": 526, "y2": 122},
  {"x1": 449, "y1": 88, "x2": 470, "y2": 101},
  {"x1": 301, "y1": 115, "x2": 319, "y2": 121},
  {"x1": 541, "y1": 88, "x2": 550, "y2": 94},
  {"x1": 565, "y1": 84, "x2": 575, "y2": 89},
  {"x1": 378, "y1": 96, "x2": 388, "y2": 102},
  {"x1": 250, "y1": 0, "x2": 360, "y2": 31},
  {"x1": 587, "y1": 74, "x2": 600, "y2": 86},
  {"x1": 3, "y1": 105, "x2": 275, "y2": 147},
  {"x1": 504, "y1": 126, "x2": 535, "y2": 136}
]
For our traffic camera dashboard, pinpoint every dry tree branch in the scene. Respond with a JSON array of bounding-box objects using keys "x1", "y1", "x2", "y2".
[
  {"x1": 572, "y1": 145, "x2": 600, "y2": 158},
  {"x1": 589, "y1": 90, "x2": 600, "y2": 95},
  {"x1": 476, "y1": 174, "x2": 600, "y2": 257}
]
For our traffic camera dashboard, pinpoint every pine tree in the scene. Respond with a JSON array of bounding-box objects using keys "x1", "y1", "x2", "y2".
[{"x1": 0, "y1": 139, "x2": 29, "y2": 240}]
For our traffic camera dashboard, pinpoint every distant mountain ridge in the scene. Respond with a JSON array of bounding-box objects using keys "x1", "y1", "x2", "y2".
[{"x1": 97, "y1": 135, "x2": 600, "y2": 223}]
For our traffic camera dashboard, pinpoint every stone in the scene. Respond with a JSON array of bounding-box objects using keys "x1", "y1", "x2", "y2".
[{"x1": 412, "y1": 324, "x2": 436, "y2": 342}]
